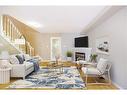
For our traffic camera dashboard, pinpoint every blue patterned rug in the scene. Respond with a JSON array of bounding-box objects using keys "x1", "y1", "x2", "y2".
[{"x1": 8, "y1": 66, "x2": 85, "y2": 89}]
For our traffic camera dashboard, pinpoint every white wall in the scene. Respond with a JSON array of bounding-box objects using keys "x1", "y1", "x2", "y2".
[
  {"x1": 86, "y1": 7, "x2": 127, "y2": 89},
  {"x1": 39, "y1": 32, "x2": 91, "y2": 61},
  {"x1": 0, "y1": 16, "x2": 1, "y2": 34},
  {"x1": 61, "y1": 33, "x2": 79, "y2": 60},
  {"x1": 61, "y1": 33, "x2": 92, "y2": 61},
  {"x1": 35, "y1": 32, "x2": 79, "y2": 60}
]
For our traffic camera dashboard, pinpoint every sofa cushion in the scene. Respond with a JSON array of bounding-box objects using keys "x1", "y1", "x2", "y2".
[
  {"x1": 9, "y1": 55, "x2": 19, "y2": 64},
  {"x1": 24, "y1": 62, "x2": 33, "y2": 70},
  {"x1": 16, "y1": 55, "x2": 24, "y2": 64},
  {"x1": 82, "y1": 67, "x2": 101, "y2": 75}
]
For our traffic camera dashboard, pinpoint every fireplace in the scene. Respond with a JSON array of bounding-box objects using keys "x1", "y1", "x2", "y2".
[{"x1": 75, "y1": 52, "x2": 85, "y2": 61}]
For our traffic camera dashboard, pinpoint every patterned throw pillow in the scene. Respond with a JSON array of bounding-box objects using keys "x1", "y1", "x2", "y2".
[{"x1": 9, "y1": 55, "x2": 19, "y2": 64}]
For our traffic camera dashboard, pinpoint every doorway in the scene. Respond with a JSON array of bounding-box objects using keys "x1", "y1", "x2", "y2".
[{"x1": 50, "y1": 37, "x2": 61, "y2": 61}]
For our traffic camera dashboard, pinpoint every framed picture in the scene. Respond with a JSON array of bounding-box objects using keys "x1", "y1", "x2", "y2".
[{"x1": 96, "y1": 36, "x2": 109, "y2": 55}]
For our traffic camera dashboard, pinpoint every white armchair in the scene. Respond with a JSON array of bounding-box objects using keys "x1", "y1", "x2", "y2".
[{"x1": 82, "y1": 58, "x2": 111, "y2": 86}]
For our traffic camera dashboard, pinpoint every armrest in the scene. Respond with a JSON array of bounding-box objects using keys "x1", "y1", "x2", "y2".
[
  {"x1": 11, "y1": 64, "x2": 26, "y2": 71},
  {"x1": 32, "y1": 56, "x2": 42, "y2": 60},
  {"x1": 11, "y1": 64, "x2": 26, "y2": 77}
]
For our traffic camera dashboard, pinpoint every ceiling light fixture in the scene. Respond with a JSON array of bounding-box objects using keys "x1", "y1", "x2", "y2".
[{"x1": 26, "y1": 21, "x2": 43, "y2": 28}]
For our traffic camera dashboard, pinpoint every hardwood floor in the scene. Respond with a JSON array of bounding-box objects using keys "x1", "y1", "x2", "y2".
[{"x1": 0, "y1": 61, "x2": 117, "y2": 90}]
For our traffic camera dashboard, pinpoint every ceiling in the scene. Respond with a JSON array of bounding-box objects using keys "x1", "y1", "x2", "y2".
[{"x1": 0, "y1": 6, "x2": 106, "y2": 33}]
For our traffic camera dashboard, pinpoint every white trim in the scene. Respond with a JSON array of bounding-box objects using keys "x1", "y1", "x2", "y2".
[
  {"x1": 112, "y1": 81, "x2": 124, "y2": 90},
  {"x1": 50, "y1": 37, "x2": 61, "y2": 61}
]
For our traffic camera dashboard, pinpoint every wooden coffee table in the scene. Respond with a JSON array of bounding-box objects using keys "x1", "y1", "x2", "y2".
[{"x1": 47, "y1": 62, "x2": 64, "y2": 74}]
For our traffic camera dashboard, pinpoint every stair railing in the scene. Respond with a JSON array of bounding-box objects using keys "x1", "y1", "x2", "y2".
[{"x1": 1, "y1": 15, "x2": 35, "y2": 56}]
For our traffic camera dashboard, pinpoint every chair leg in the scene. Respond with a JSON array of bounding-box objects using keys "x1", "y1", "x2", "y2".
[
  {"x1": 85, "y1": 75, "x2": 88, "y2": 86},
  {"x1": 108, "y1": 71, "x2": 111, "y2": 85}
]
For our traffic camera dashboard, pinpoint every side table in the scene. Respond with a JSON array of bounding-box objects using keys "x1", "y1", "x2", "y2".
[{"x1": 0, "y1": 67, "x2": 11, "y2": 84}]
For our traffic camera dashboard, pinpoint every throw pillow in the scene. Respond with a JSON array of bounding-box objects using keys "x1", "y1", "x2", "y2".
[
  {"x1": 18, "y1": 54, "x2": 25, "y2": 61},
  {"x1": 9, "y1": 55, "x2": 19, "y2": 64},
  {"x1": 16, "y1": 55, "x2": 24, "y2": 64},
  {"x1": 22, "y1": 55, "x2": 25, "y2": 61}
]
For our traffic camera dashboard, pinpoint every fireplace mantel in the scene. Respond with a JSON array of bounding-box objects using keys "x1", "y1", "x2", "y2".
[{"x1": 72, "y1": 48, "x2": 92, "y2": 62}]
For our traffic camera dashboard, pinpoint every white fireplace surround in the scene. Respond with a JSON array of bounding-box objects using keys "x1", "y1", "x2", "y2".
[{"x1": 73, "y1": 48, "x2": 92, "y2": 62}]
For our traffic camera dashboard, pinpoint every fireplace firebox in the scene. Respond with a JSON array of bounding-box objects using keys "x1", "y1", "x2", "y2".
[{"x1": 75, "y1": 52, "x2": 85, "y2": 61}]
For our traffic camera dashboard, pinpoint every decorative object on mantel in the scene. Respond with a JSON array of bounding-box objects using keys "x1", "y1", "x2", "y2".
[
  {"x1": 90, "y1": 54, "x2": 98, "y2": 63},
  {"x1": 66, "y1": 51, "x2": 73, "y2": 61},
  {"x1": 96, "y1": 36, "x2": 109, "y2": 55}
]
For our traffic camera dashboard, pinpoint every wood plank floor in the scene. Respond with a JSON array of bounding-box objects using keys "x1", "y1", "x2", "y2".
[{"x1": 0, "y1": 61, "x2": 117, "y2": 90}]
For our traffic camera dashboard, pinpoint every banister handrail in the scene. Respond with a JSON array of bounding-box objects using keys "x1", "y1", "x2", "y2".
[{"x1": 1, "y1": 15, "x2": 35, "y2": 56}]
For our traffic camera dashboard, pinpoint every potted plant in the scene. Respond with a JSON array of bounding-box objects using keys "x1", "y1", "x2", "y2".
[
  {"x1": 90, "y1": 54, "x2": 98, "y2": 63},
  {"x1": 66, "y1": 51, "x2": 73, "y2": 61}
]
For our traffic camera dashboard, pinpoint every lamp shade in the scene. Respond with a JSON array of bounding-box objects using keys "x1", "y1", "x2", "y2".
[{"x1": 0, "y1": 51, "x2": 9, "y2": 60}]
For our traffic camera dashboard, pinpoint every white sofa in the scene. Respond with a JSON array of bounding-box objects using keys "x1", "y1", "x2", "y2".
[
  {"x1": 11, "y1": 61, "x2": 34, "y2": 79},
  {"x1": 9, "y1": 54, "x2": 35, "y2": 79}
]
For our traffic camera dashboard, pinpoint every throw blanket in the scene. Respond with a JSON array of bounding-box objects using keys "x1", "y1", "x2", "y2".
[{"x1": 27, "y1": 58, "x2": 40, "y2": 72}]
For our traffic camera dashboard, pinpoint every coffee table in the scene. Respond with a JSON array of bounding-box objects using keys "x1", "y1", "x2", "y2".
[{"x1": 47, "y1": 62, "x2": 64, "y2": 75}]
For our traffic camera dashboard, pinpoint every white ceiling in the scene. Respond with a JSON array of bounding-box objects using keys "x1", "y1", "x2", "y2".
[{"x1": 0, "y1": 6, "x2": 105, "y2": 33}]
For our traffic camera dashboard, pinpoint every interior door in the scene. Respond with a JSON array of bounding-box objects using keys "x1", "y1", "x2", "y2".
[{"x1": 50, "y1": 37, "x2": 61, "y2": 61}]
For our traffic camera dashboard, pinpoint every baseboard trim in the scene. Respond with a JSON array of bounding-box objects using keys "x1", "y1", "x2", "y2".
[{"x1": 112, "y1": 81, "x2": 123, "y2": 89}]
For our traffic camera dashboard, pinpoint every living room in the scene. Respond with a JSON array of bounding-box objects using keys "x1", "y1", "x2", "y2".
[{"x1": 0, "y1": 1, "x2": 127, "y2": 95}]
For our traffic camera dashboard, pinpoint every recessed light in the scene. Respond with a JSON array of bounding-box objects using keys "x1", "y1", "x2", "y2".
[{"x1": 26, "y1": 21, "x2": 43, "y2": 28}]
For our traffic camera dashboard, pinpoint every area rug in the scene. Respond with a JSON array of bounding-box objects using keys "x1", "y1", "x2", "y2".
[{"x1": 7, "y1": 66, "x2": 85, "y2": 89}]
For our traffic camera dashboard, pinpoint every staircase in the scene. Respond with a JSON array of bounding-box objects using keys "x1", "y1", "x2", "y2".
[{"x1": 0, "y1": 15, "x2": 35, "y2": 56}]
